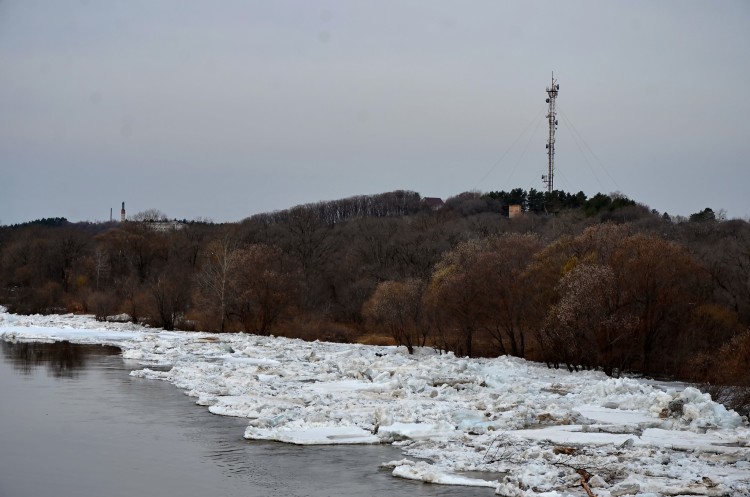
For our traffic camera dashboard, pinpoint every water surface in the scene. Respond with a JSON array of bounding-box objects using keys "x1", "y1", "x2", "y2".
[{"x1": 0, "y1": 340, "x2": 496, "y2": 497}]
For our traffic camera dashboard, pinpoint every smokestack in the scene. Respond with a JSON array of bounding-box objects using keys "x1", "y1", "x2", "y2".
[
  {"x1": 110, "y1": 208, "x2": 113, "y2": 223},
  {"x1": 121, "y1": 202, "x2": 126, "y2": 223}
]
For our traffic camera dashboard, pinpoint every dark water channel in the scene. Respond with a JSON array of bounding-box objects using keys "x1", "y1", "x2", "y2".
[{"x1": 0, "y1": 340, "x2": 495, "y2": 497}]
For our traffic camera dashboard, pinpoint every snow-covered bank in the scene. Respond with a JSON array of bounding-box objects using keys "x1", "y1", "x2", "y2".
[{"x1": 2, "y1": 310, "x2": 749, "y2": 496}]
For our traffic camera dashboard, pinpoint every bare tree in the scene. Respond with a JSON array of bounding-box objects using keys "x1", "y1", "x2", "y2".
[
  {"x1": 424, "y1": 240, "x2": 490, "y2": 357},
  {"x1": 130, "y1": 209, "x2": 168, "y2": 222},
  {"x1": 544, "y1": 263, "x2": 637, "y2": 375},
  {"x1": 92, "y1": 248, "x2": 109, "y2": 291},
  {"x1": 363, "y1": 278, "x2": 427, "y2": 353},
  {"x1": 149, "y1": 265, "x2": 191, "y2": 331},
  {"x1": 196, "y1": 236, "x2": 239, "y2": 332},
  {"x1": 476, "y1": 234, "x2": 543, "y2": 357},
  {"x1": 230, "y1": 244, "x2": 300, "y2": 335},
  {"x1": 611, "y1": 234, "x2": 707, "y2": 374}
]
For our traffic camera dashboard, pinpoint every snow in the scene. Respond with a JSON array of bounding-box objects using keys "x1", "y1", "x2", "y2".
[{"x1": 2, "y1": 308, "x2": 749, "y2": 496}]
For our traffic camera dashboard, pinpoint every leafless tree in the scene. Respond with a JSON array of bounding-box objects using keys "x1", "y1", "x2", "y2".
[
  {"x1": 363, "y1": 278, "x2": 427, "y2": 353},
  {"x1": 196, "y1": 236, "x2": 239, "y2": 332},
  {"x1": 229, "y1": 244, "x2": 300, "y2": 335},
  {"x1": 130, "y1": 208, "x2": 168, "y2": 222}
]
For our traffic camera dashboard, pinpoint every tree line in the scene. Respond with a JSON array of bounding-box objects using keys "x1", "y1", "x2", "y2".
[{"x1": 1, "y1": 189, "x2": 748, "y2": 413}]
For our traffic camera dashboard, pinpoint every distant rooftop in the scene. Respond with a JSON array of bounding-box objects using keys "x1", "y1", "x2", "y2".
[{"x1": 423, "y1": 197, "x2": 444, "y2": 210}]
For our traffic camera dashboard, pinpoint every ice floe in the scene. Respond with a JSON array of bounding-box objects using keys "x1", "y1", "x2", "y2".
[{"x1": 2, "y1": 309, "x2": 749, "y2": 496}]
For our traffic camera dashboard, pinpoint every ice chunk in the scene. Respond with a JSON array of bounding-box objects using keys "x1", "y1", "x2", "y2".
[
  {"x1": 377, "y1": 421, "x2": 456, "y2": 442},
  {"x1": 3, "y1": 308, "x2": 750, "y2": 495},
  {"x1": 244, "y1": 425, "x2": 380, "y2": 445},
  {"x1": 391, "y1": 461, "x2": 497, "y2": 487}
]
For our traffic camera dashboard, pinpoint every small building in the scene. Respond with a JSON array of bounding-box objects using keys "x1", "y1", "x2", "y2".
[
  {"x1": 423, "y1": 197, "x2": 444, "y2": 210},
  {"x1": 508, "y1": 204, "x2": 523, "y2": 219},
  {"x1": 146, "y1": 221, "x2": 187, "y2": 232}
]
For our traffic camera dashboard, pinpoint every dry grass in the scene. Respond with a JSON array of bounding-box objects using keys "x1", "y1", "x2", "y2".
[{"x1": 355, "y1": 334, "x2": 397, "y2": 346}]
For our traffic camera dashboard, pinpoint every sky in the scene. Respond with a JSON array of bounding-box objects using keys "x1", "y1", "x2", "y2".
[{"x1": 1, "y1": 0, "x2": 748, "y2": 225}]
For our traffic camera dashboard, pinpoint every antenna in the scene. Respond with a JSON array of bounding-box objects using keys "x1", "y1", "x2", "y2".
[{"x1": 542, "y1": 72, "x2": 559, "y2": 193}]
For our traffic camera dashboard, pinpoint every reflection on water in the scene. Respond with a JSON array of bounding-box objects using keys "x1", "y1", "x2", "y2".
[{"x1": 1, "y1": 340, "x2": 120, "y2": 378}]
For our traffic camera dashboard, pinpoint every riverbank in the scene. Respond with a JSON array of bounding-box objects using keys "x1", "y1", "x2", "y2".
[{"x1": 2, "y1": 310, "x2": 749, "y2": 496}]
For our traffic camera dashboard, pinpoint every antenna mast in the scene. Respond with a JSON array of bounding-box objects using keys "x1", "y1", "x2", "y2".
[{"x1": 542, "y1": 72, "x2": 559, "y2": 193}]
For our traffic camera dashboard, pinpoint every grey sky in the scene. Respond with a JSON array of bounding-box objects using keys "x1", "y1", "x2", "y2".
[{"x1": 1, "y1": 0, "x2": 748, "y2": 224}]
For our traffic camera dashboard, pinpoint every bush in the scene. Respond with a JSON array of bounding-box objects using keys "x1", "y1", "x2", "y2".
[
  {"x1": 702, "y1": 384, "x2": 750, "y2": 419},
  {"x1": 87, "y1": 291, "x2": 118, "y2": 321},
  {"x1": 689, "y1": 329, "x2": 750, "y2": 417}
]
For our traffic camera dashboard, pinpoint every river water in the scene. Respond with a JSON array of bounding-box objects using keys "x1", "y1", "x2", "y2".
[{"x1": 0, "y1": 340, "x2": 495, "y2": 497}]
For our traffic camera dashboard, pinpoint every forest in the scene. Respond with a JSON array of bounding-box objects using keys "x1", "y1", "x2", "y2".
[{"x1": 1, "y1": 189, "x2": 748, "y2": 414}]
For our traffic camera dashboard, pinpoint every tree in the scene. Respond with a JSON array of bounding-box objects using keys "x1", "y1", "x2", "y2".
[
  {"x1": 87, "y1": 290, "x2": 118, "y2": 322},
  {"x1": 117, "y1": 275, "x2": 150, "y2": 324},
  {"x1": 569, "y1": 223, "x2": 632, "y2": 264},
  {"x1": 685, "y1": 220, "x2": 750, "y2": 324},
  {"x1": 474, "y1": 234, "x2": 543, "y2": 357},
  {"x1": 196, "y1": 236, "x2": 240, "y2": 332},
  {"x1": 272, "y1": 206, "x2": 334, "y2": 312},
  {"x1": 534, "y1": 225, "x2": 703, "y2": 375},
  {"x1": 131, "y1": 209, "x2": 168, "y2": 222},
  {"x1": 91, "y1": 248, "x2": 110, "y2": 291},
  {"x1": 610, "y1": 235, "x2": 707, "y2": 374},
  {"x1": 149, "y1": 264, "x2": 191, "y2": 331},
  {"x1": 690, "y1": 329, "x2": 750, "y2": 417},
  {"x1": 689, "y1": 207, "x2": 716, "y2": 223},
  {"x1": 98, "y1": 223, "x2": 168, "y2": 283},
  {"x1": 363, "y1": 279, "x2": 426, "y2": 354},
  {"x1": 544, "y1": 263, "x2": 637, "y2": 375},
  {"x1": 424, "y1": 240, "x2": 489, "y2": 357},
  {"x1": 230, "y1": 244, "x2": 300, "y2": 335}
]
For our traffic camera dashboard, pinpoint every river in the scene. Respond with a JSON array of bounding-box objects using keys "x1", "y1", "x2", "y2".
[{"x1": 0, "y1": 340, "x2": 495, "y2": 497}]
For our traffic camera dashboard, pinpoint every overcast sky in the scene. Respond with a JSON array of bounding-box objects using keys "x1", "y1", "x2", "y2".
[{"x1": 1, "y1": 0, "x2": 748, "y2": 224}]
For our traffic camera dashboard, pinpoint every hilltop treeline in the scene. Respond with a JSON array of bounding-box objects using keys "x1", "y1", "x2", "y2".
[{"x1": 1, "y1": 189, "x2": 748, "y2": 411}]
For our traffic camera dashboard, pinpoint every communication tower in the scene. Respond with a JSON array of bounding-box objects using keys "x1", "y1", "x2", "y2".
[{"x1": 542, "y1": 72, "x2": 559, "y2": 193}]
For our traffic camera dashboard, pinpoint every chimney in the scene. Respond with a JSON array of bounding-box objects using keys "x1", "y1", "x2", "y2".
[{"x1": 121, "y1": 202, "x2": 126, "y2": 223}]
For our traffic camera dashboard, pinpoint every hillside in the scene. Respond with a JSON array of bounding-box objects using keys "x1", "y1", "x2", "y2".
[{"x1": 0, "y1": 189, "x2": 748, "y2": 415}]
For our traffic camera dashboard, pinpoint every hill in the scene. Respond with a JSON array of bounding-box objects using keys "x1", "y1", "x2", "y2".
[{"x1": 0, "y1": 188, "x2": 748, "y2": 416}]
